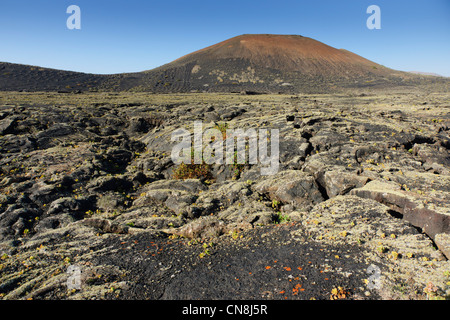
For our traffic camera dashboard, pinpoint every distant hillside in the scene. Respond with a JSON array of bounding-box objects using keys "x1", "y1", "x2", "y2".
[
  {"x1": 97, "y1": 34, "x2": 450, "y2": 93},
  {"x1": 409, "y1": 71, "x2": 445, "y2": 77},
  {"x1": 0, "y1": 62, "x2": 108, "y2": 92},
  {"x1": 1, "y1": 34, "x2": 449, "y2": 93}
]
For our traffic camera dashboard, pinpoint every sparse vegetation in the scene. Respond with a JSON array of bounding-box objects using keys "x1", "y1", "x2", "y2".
[
  {"x1": 0, "y1": 90, "x2": 449, "y2": 301},
  {"x1": 214, "y1": 122, "x2": 228, "y2": 139},
  {"x1": 274, "y1": 211, "x2": 290, "y2": 224},
  {"x1": 199, "y1": 242, "x2": 214, "y2": 258},
  {"x1": 172, "y1": 161, "x2": 213, "y2": 181}
]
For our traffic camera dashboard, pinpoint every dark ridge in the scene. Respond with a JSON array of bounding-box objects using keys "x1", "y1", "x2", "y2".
[{"x1": 403, "y1": 135, "x2": 436, "y2": 150}]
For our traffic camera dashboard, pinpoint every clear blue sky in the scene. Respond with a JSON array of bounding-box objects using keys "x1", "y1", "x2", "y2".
[{"x1": 1, "y1": 0, "x2": 449, "y2": 76}]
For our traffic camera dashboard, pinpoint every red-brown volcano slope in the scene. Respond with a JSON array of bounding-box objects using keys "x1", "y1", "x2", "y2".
[{"x1": 168, "y1": 34, "x2": 391, "y2": 77}]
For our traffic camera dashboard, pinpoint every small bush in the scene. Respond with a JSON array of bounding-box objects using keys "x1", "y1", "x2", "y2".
[
  {"x1": 274, "y1": 212, "x2": 290, "y2": 224},
  {"x1": 172, "y1": 162, "x2": 213, "y2": 181},
  {"x1": 172, "y1": 148, "x2": 214, "y2": 181},
  {"x1": 214, "y1": 122, "x2": 228, "y2": 140}
]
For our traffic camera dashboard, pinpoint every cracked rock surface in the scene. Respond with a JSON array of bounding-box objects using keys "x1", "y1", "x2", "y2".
[{"x1": 0, "y1": 91, "x2": 449, "y2": 300}]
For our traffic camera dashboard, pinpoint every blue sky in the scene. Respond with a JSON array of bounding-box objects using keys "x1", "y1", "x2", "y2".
[{"x1": 0, "y1": 0, "x2": 449, "y2": 76}]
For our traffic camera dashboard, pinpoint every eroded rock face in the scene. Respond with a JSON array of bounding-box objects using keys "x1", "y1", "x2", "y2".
[
  {"x1": 0, "y1": 92, "x2": 449, "y2": 300},
  {"x1": 350, "y1": 180, "x2": 450, "y2": 240},
  {"x1": 317, "y1": 170, "x2": 370, "y2": 198},
  {"x1": 435, "y1": 233, "x2": 450, "y2": 259},
  {"x1": 254, "y1": 170, "x2": 324, "y2": 210},
  {"x1": 164, "y1": 216, "x2": 226, "y2": 239}
]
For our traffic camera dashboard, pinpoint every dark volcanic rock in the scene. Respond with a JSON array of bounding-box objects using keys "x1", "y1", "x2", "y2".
[
  {"x1": 0, "y1": 134, "x2": 36, "y2": 154},
  {"x1": 350, "y1": 180, "x2": 450, "y2": 240},
  {"x1": 87, "y1": 176, "x2": 133, "y2": 193},
  {"x1": 316, "y1": 170, "x2": 370, "y2": 198},
  {"x1": 0, "y1": 118, "x2": 17, "y2": 135},
  {"x1": 254, "y1": 170, "x2": 324, "y2": 210},
  {"x1": 0, "y1": 92, "x2": 449, "y2": 301},
  {"x1": 81, "y1": 218, "x2": 129, "y2": 234}
]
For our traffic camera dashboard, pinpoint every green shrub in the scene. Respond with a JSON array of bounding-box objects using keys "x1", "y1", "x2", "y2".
[
  {"x1": 274, "y1": 212, "x2": 290, "y2": 224},
  {"x1": 172, "y1": 162, "x2": 213, "y2": 181},
  {"x1": 172, "y1": 148, "x2": 214, "y2": 181},
  {"x1": 214, "y1": 122, "x2": 228, "y2": 140}
]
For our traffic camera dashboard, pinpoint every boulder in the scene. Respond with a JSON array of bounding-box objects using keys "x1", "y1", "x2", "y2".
[
  {"x1": 316, "y1": 170, "x2": 369, "y2": 198},
  {"x1": 0, "y1": 134, "x2": 36, "y2": 153},
  {"x1": 28, "y1": 182, "x2": 61, "y2": 207},
  {"x1": 0, "y1": 207, "x2": 40, "y2": 239},
  {"x1": 254, "y1": 170, "x2": 324, "y2": 210},
  {"x1": 133, "y1": 179, "x2": 206, "y2": 215},
  {"x1": 34, "y1": 214, "x2": 75, "y2": 233},
  {"x1": 46, "y1": 197, "x2": 90, "y2": 219},
  {"x1": 86, "y1": 176, "x2": 133, "y2": 192},
  {"x1": 81, "y1": 218, "x2": 128, "y2": 234},
  {"x1": 350, "y1": 180, "x2": 450, "y2": 240},
  {"x1": 127, "y1": 117, "x2": 151, "y2": 133},
  {"x1": 0, "y1": 118, "x2": 16, "y2": 135},
  {"x1": 165, "y1": 216, "x2": 226, "y2": 239}
]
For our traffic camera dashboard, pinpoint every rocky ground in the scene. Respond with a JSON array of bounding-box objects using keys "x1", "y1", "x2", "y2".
[{"x1": 0, "y1": 91, "x2": 449, "y2": 300}]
